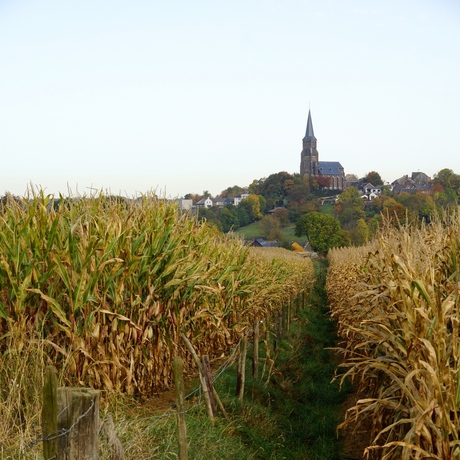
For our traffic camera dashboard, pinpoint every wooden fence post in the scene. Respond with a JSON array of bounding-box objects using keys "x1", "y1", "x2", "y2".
[
  {"x1": 252, "y1": 320, "x2": 259, "y2": 379},
  {"x1": 278, "y1": 309, "x2": 284, "y2": 339},
  {"x1": 173, "y1": 357, "x2": 189, "y2": 460},
  {"x1": 201, "y1": 356, "x2": 216, "y2": 416},
  {"x1": 288, "y1": 298, "x2": 293, "y2": 331},
  {"x1": 181, "y1": 334, "x2": 215, "y2": 422},
  {"x1": 57, "y1": 387, "x2": 100, "y2": 460},
  {"x1": 42, "y1": 366, "x2": 58, "y2": 460},
  {"x1": 236, "y1": 335, "x2": 248, "y2": 401}
]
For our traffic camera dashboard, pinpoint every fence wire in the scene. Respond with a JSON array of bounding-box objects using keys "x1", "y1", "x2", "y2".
[{"x1": 25, "y1": 321, "x2": 269, "y2": 457}]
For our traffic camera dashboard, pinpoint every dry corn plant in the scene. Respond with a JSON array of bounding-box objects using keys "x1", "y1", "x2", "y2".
[
  {"x1": 0, "y1": 189, "x2": 315, "y2": 454},
  {"x1": 0, "y1": 333, "x2": 47, "y2": 458},
  {"x1": 327, "y1": 213, "x2": 460, "y2": 459}
]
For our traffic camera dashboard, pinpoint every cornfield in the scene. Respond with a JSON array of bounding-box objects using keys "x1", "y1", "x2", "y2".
[
  {"x1": 327, "y1": 214, "x2": 460, "y2": 459},
  {"x1": 0, "y1": 190, "x2": 314, "y2": 448}
]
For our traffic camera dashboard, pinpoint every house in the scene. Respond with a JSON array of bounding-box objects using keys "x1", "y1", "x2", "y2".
[
  {"x1": 211, "y1": 197, "x2": 226, "y2": 207},
  {"x1": 196, "y1": 197, "x2": 213, "y2": 208},
  {"x1": 300, "y1": 110, "x2": 346, "y2": 190},
  {"x1": 233, "y1": 193, "x2": 250, "y2": 206},
  {"x1": 362, "y1": 183, "x2": 382, "y2": 195},
  {"x1": 249, "y1": 238, "x2": 280, "y2": 248},
  {"x1": 266, "y1": 206, "x2": 287, "y2": 215},
  {"x1": 360, "y1": 183, "x2": 382, "y2": 201},
  {"x1": 176, "y1": 198, "x2": 193, "y2": 211},
  {"x1": 412, "y1": 172, "x2": 431, "y2": 185},
  {"x1": 391, "y1": 173, "x2": 432, "y2": 195}
]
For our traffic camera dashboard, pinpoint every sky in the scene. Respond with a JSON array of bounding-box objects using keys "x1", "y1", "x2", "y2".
[{"x1": 1, "y1": 0, "x2": 459, "y2": 198}]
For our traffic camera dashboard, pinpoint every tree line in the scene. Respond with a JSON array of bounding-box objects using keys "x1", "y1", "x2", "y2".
[{"x1": 187, "y1": 168, "x2": 460, "y2": 254}]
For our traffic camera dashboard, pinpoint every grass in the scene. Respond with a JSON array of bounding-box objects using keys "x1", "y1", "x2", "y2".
[
  {"x1": 213, "y1": 258, "x2": 350, "y2": 459},
  {"x1": 234, "y1": 221, "x2": 261, "y2": 239},
  {"x1": 319, "y1": 204, "x2": 335, "y2": 216},
  {"x1": 236, "y1": 222, "x2": 309, "y2": 245}
]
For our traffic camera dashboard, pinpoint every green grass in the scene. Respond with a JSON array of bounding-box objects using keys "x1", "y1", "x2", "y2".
[
  {"x1": 235, "y1": 222, "x2": 309, "y2": 245},
  {"x1": 234, "y1": 221, "x2": 261, "y2": 239},
  {"x1": 319, "y1": 204, "x2": 335, "y2": 215}
]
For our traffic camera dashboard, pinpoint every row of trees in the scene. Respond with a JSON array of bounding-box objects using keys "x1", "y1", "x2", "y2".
[
  {"x1": 190, "y1": 168, "x2": 459, "y2": 254},
  {"x1": 297, "y1": 168, "x2": 460, "y2": 254},
  {"x1": 197, "y1": 194, "x2": 265, "y2": 233},
  {"x1": 191, "y1": 172, "x2": 336, "y2": 234}
]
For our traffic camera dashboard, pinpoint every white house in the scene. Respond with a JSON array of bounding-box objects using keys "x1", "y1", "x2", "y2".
[
  {"x1": 196, "y1": 197, "x2": 213, "y2": 208},
  {"x1": 234, "y1": 192, "x2": 250, "y2": 206}
]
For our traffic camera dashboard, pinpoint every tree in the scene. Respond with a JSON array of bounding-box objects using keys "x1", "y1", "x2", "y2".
[
  {"x1": 248, "y1": 178, "x2": 263, "y2": 195},
  {"x1": 365, "y1": 171, "x2": 383, "y2": 185},
  {"x1": 286, "y1": 184, "x2": 311, "y2": 204},
  {"x1": 349, "y1": 218, "x2": 369, "y2": 246},
  {"x1": 257, "y1": 195, "x2": 267, "y2": 215},
  {"x1": 238, "y1": 200, "x2": 256, "y2": 224},
  {"x1": 259, "y1": 216, "x2": 283, "y2": 241},
  {"x1": 184, "y1": 193, "x2": 202, "y2": 204},
  {"x1": 295, "y1": 212, "x2": 349, "y2": 254},
  {"x1": 433, "y1": 168, "x2": 460, "y2": 190},
  {"x1": 219, "y1": 206, "x2": 239, "y2": 232},
  {"x1": 283, "y1": 179, "x2": 296, "y2": 192},
  {"x1": 197, "y1": 207, "x2": 222, "y2": 231},
  {"x1": 382, "y1": 198, "x2": 409, "y2": 226},
  {"x1": 432, "y1": 168, "x2": 460, "y2": 207},
  {"x1": 346, "y1": 173, "x2": 359, "y2": 182},
  {"x1": 314, "y1": 176, "x2": 332, "y2": 189},
  {"x1": 220, "y1": 185, "x2": 245, "y2": 198},
  {"x1": 287, "y1": 200, "x2": 319, "y2": 222},
  {"x1": 272, "y1": 208, "x2": 289, "y2": 226},
  {"x1": 335, "y1": 186, "x2": 365, "y2": 226},
  {"x1": 236, "y1": 204, "x2": 250, "y2": 227},
  {"x1": 396, "y1": 191, "x2": 435, "y2": 222},
  {"x1": 241, "y1": 194, "x2": 263, "y2": 220},
  {"x1": 256, "y1": 172, "x2": 293, "y2": 204}
]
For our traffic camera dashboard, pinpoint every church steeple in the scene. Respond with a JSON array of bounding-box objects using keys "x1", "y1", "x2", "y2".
[
  {"x1": 303, "y1": 110, "x2": 316, "y2": 141},
  {"x1": 300, "y1": 109, "x2": 319, "y2": 178}
]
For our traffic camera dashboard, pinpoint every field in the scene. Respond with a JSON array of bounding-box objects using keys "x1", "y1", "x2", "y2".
[
  {"x1": 327, "y1": 214, "x2": 460, "y2": 459},
  {"x1": 4, "y1": 190, "x2": 458, "y2": 458},
  {"x1": 235, "y1": 221, "x2": 309, "y2": 245},
  {"x1": 0, "y1": 191, "x2": 316, "y2": 457}
]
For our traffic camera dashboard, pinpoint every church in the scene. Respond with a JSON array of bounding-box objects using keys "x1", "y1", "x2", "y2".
[{"x1": 299, "y1": 110, "x2": 345, "y2": 190}]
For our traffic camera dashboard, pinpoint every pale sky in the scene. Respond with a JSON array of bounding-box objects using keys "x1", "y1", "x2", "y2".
[{"x1": 1, "y1": 0, "x2": 459, "y2": 198}]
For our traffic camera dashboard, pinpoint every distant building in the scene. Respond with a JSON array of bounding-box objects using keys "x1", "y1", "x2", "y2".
[
  {"x1": 176, "y1": 198, "x2": 193, "y2": 211},
  {"x1": 391, "y1": 173, "x2": 432, "y2": 194},
  {"x1": 299, "y1": 110, "x2": 345, "y2": 190},
  {"x1": 196, "y1": 197, "x2": 213, "y2": 208},
  {"x1": 248, "y1": 238, "x2": 279, "y2": 248}
]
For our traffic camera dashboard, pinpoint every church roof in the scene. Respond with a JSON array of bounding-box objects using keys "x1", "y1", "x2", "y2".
[
  {"x1": 317, "y1": 161, "x2": 344, "y2": 176},
  {"x1": 303, "y1": 110, "x2": 316, "y2": 141}
]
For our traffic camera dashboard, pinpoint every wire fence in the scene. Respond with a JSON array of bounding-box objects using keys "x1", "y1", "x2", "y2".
[
  {"x1": 21, "y1": 337, "x2": 245, "y2": 460},
  {"x1": 120, "y1": 339, "x2": 242, "y2": 455},
  {"x1": 17, "y1": 315, "x2": 282, "y2": 459}
]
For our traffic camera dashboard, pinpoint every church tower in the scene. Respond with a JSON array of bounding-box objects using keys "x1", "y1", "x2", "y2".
[{"x1": 300, "y1": 110, "x2": 319, "y2": 178}]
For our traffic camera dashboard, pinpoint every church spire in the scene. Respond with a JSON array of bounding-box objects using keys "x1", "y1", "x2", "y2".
[{"x1": 303, "y1": 109, "x2": 316, "y2": 141}]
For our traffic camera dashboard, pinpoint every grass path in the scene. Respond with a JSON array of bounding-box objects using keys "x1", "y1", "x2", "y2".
[{"x1": 208, "y1": 258, "x2": 352, "y2": 459}]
